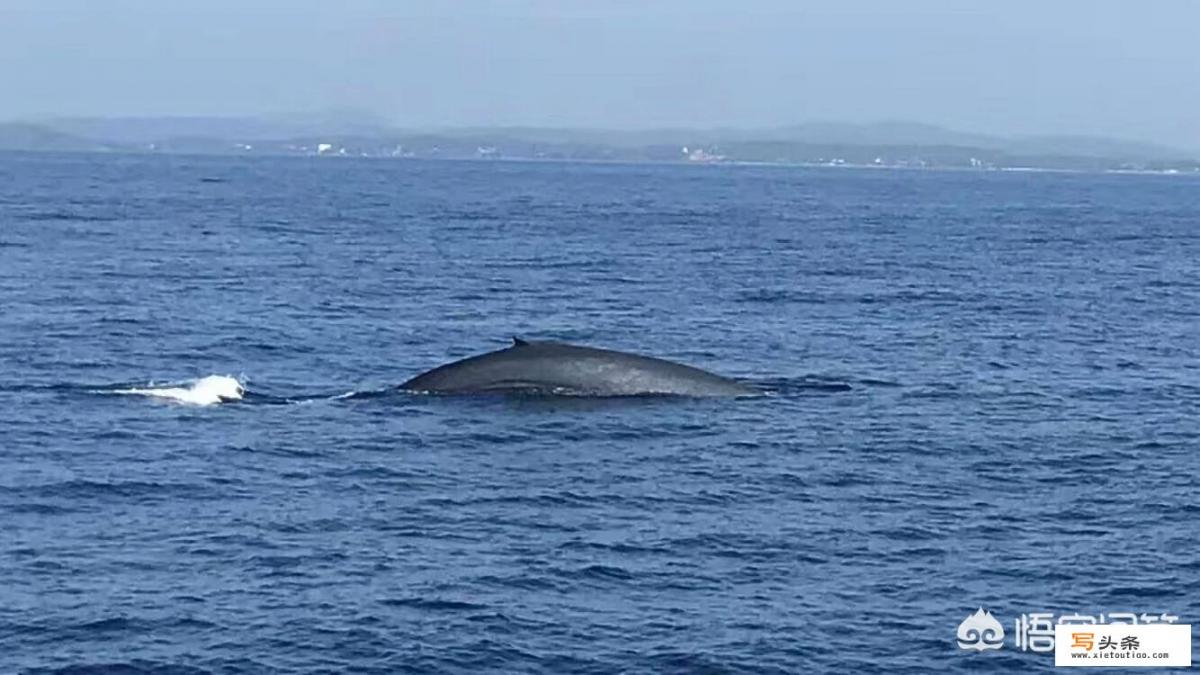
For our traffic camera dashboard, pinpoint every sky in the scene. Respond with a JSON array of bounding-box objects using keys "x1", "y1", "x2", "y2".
[{"x1": 1, "y1": 0, "x2": 1198, "y2": 149}]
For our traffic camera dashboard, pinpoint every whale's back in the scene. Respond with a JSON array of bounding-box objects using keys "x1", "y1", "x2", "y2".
[{"x1": 401, "y1": 340, "x2": 754, "y2": 397}]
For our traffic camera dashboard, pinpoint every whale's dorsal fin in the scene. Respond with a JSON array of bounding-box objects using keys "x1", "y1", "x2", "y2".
[{"x1": 512, "y1": 336, "x2": 529, "y2": 347}]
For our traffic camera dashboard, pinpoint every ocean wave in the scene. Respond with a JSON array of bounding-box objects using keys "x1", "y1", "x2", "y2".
[
  {"x1": 99, "y1": 375, "x2": 245, "y2": 406},
  {"x1": 379, "y1": 597, "x2": 489, "y2": 611},
  {"x1": 19, "y1": 209, "x2": 121, "y2": 223},
  {"x1": 84, "y1": 376, "x2": 395, "y2": 407},
  {"x1": 1, "y1": 479, "x2": 216, "y2": 502},
  {"x1": 79, "y1": 375, "x2": 851, "y2": 408}
]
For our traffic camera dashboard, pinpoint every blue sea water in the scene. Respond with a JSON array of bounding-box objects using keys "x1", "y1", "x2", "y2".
[{"x1": 1, "y1": 153, "x2": 1198, "y2": 673}]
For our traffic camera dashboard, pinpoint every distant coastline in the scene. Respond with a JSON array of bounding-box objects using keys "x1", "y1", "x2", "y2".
[{"x1": 2, "y1": 118, "x2": 1197, "y2": 174}]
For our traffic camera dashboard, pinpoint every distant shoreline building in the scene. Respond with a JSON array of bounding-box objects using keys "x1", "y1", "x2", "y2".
[{"x1": 681, "y1": 146, "x2": 725, "y2": 163}]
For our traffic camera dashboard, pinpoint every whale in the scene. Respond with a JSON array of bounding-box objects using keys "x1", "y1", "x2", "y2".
[{"x1": 400, "y1": 338, "x2": 756, "y2": 397}]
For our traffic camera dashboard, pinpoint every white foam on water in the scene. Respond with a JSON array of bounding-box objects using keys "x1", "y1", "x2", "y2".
[{"x1": 108, "y1": 375, "x2": 246, "y2": 406}]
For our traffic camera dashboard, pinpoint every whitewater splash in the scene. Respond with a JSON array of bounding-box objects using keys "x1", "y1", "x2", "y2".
[{"x1": 109, "y1": 375, "x2": 246, "y2": 406}]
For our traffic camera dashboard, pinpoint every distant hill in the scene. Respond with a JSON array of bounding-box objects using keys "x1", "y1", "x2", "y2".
[
  {"x1": 45, "y1": 111, "x2": 393, "y2": 146},
  {"x1": 0, "y1": 123, "x2": 110, "y2": 152},
  {"x1": 430, "y1": 121, "x2": 1190, "y2": 161},
  {"x1": 1001, "y1": 134, "x2": 1188, "y2": 160}
]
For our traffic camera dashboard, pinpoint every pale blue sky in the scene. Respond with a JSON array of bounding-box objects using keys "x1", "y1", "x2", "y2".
[{"x1": 2, "y1": 0, "x2": 1197, "y2": 148}]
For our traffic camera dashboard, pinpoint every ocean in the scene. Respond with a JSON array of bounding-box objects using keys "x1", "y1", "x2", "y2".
[{"x1": 2, "y1": 153, "x2": 1198, "y2": 673}]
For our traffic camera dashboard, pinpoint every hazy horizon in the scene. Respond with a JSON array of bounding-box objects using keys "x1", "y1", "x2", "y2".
[{"x1": 3, "y1": 0, "x2": 1198, "y2": 150}]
